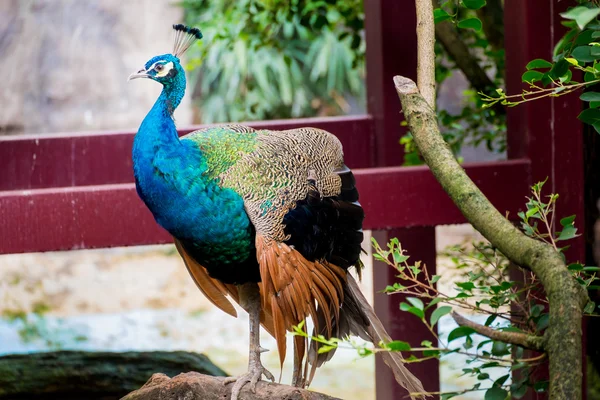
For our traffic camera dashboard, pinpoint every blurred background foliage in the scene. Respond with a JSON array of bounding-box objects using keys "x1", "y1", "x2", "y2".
[
  {"x1": 180, "y1": 0, "x2": 365, "y2": 123},
  {"x1": 180, "y1": 0, "x2": 507, "y2": 165}
]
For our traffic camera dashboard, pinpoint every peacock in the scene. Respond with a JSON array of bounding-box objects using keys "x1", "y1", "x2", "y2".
[{"x1": 128, "y1": 24, "x2": 425, "y2": 399}]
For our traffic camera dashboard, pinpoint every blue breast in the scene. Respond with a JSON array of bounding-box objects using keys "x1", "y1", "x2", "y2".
[{"x1": 133, "y1": 125, "x2": 253, "y2": 266}]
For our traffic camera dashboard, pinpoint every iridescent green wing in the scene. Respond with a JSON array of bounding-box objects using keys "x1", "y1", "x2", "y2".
[
  {"x1": 219, "y1": 127, "x2": 346, "y2": 241},
  {"x1": 181, "y1": 124, "x2": 258, "y2": 181}
]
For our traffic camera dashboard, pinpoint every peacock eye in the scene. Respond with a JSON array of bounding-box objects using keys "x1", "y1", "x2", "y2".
[{"x1": 154, "y1": 64, "x2": 164, "y2": 72}]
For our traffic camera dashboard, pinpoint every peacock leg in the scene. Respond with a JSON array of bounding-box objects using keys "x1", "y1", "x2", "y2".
[{"x1": 224, "y1": 282, "x2": 275, "y2": 400}]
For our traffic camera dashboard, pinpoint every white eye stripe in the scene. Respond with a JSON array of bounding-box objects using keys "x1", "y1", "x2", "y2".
[
  {"x1": 155, "y1": 61, "x2": 174, "y2": 77},
  {"x1": 146, "y1": 61, "x2": 174, "y2": 77}
]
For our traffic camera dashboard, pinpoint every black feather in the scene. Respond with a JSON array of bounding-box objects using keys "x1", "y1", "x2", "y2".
[
  {"x1": 172, "y1": 23, "x2": 203, "y2": 39},
  {"x1": 283, "y1": 165, "x2": 364, "y2": 270}
]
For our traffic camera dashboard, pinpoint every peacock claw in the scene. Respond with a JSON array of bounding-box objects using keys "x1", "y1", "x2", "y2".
[{"x1": 225, "y1": 362, "x2": 275, "y2": 400}]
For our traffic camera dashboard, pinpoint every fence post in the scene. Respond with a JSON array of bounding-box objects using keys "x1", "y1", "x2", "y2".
[{"x1": 372, "y1": 228, "x2": 439, "y2": 400}]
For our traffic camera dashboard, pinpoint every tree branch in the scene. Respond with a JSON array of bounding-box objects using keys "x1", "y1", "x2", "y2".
[
  {"x1": 393, "y1": 74, "x2": 588, "y2": 400},
  {"x1": 122, "y1": 372, "x2": 342, "y2": 400},
  {"x1": 451, "y1": 311, "x2": 545, "y2": 351},
  {"x1": 416, "y1": 0, "x2": 436, "y2": 108},
  {"x1": 435, "y1": 21, "x2": 497, "y2": 96}
]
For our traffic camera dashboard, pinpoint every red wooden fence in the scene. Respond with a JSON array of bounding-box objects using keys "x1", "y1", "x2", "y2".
[{"x1": 0, "y1": 0, "x2": 588, "y2": 399}]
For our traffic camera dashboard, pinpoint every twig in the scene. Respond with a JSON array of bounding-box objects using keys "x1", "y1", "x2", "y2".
[{"x1": 451, "y1": 311, "x2": 545, "y2": 351}]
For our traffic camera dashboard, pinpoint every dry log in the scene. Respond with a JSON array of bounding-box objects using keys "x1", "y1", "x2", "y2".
[{"x1": 121, "y1": 372, "x2": 342, "y2": 400}]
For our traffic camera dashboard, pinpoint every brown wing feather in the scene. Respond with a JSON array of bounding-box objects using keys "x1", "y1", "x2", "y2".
[
  {"x1": 174, "y1": 238, "x2": 276, "y2": 337},
  {"x1": 175, "y1": 239, "x2": 238, "y2": 317},
  {"x1": 256, "y1": 234, "x2": 346, "y2": 384}
]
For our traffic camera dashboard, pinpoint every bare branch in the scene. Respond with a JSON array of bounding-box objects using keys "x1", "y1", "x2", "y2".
[
  {"x1": 416, "y1": 0, "x2": 436, "y2": 108},
  {"x1": 451, "y1": 311, "x2": 545, "y2": 351},
  {"x1": 435, "y1": 20, "x2": 497, "y2": 96}
]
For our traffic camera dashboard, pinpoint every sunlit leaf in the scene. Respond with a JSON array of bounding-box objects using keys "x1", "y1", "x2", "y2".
[
  {"x1": 560, "y1": 6, "x2": 600, "y2": 30},
  {"x1": 386, "y1": 340, "x2": 411, "y2": 351},
  {"x1": 430, "y1": 306, "x2": 452, "y2": 327}
]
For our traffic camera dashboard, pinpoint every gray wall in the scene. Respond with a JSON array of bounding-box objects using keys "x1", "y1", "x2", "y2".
[{"x1": 0, "y1": 0, "x2": 192, "y2": 135}]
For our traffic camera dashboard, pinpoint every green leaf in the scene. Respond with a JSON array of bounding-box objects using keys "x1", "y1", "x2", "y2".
[
  {"x1": 549, "y1": 59, "x2": 570, "y2": 79},
  {"x1": 431, "y1": 275, "x2": 441, "y2": 284},
  {"x1": 485, "y1": 314, "x2": 497, "y2": 326},
  {"x1": 485, "y1": 386, "x2": 509, "y2": 400},
  {"x1": 393, "y1": 252, "x2": 409, "y2": 264},
  {"x1": 447, "y1": 326, "x2": 476, "y2": 342},
  {"x1": 462, "y1": 0, "x2": 486, "y2": 10},
  {"x1": 317, "y1": 344, "x2": 337, "y2": 354},
  {"x1": 573, "y1": 46, "x2": 600, "y2": 62},
  {"x1": 526, "y1": 59, "x2": 553, "y2": 70},
  {"x1": 560, "y1": 214, "x2": 576, "y2": 226},
  {"x1": 560, "y1": 6, "x2": 600, "y2": 30},
  {"x1": 581, "y1": 92, "x2": 600, "y2": 101},
  {"x1": 521, "y1": 70, "x2": 544, "y2": 83},
  {"x1": 430, "y1": 306, "x2": 452, "y2": 327},
  {"x1": 579, "y1": 107, "x2": 600, "y2": 126},
  {"x1": 565, "y1": 57, "x2": 579, "y2": 66},
  {"x1": 457, "y1": 17, "x2": 482, "y2": 31},
  {"x1": 386, "y1": 340, "x2": 411, "y2": 351},
  {"x1": 536, "y1": 313, "x2": 549, "y2": 331},
  {"x1": 557, "y1": 224, "x2": 578, "y2": 241},
  {"x1": 491, "y1": 341, "x2": 510, "y2": 356},
  {"x1": 456, "y1": 281, "x2": 475, "y2": 291},
  {"x1": 400, "y1": 303, "x2": 425, "y2": 319},
  {"x1": 568, "y1": 263, "x2": 584, "y2": 271},
  {"x1": 525, "y1": 206, "x2": 539, "y2": 218},
  {"x1": 441, "y1": 393, "x2": 459, "y2": 400},
  {"x1": 434, "y1": 8, "x2": 452, "y2": 24},
  {"x1": 495, "y1": 374, "x2": 510, "y2": 386},
  {"x1": 584, "y1": 301, "x2": 596, "y2": 314},
  {"x1": 407, "y1": 297, "x2": 424, "y2": 310}
]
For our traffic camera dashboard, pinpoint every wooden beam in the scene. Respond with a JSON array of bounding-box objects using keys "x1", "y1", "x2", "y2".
[
  {"x1": 0, "y1": 116, "x2": 373, "y2": 191},
  {"x1": 0, "y1": 160, "x2": 530, "y2": 255}
]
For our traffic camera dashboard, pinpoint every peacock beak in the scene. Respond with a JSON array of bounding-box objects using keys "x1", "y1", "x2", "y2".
[{"x1": 128, "y1": 67, "x2": 150, "y2": 81}]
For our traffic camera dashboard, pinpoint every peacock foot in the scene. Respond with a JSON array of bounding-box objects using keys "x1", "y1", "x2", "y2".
[{"x1": 224, "y1": 361, "x2": 275, "y2": 400}]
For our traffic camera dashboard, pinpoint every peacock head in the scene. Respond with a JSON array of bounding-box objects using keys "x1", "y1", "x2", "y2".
[{"x1": 128, "y1": 24, "x2": 202, "y2": 86}]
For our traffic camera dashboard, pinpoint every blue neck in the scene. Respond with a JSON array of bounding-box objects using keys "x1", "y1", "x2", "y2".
[
  {"x1": 137, "y1": 74, "x2": 186, "y2": 146},
  {"x1": 131, "y1": 68, "x2": 254, "y2": 266}
]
